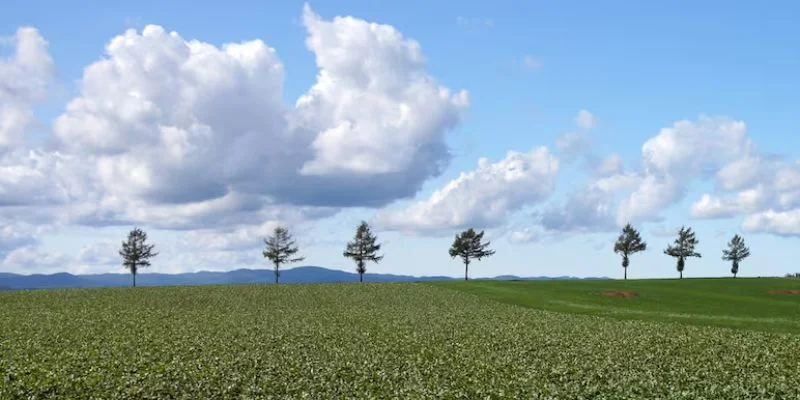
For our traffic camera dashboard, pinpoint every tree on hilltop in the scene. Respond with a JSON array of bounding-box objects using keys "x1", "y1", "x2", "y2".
[
  {"x1": 262, "y1": 226, "x2": 304, "y2": 284},
  {"x1": 613, "y1": 223, "x2": 647, "y2": 280},
  {"x1": 119, "y1": 228, "x2": 158, "y2": 287},
  {"x1": 343, "y1": 221, "x2": 383, "y2": 283},
  {"x1": 663, "y1": 226, "x2": 701, "y2": 279},
  {"x1": 722, "y1": 234, "x2": 750, "y2": 279},
  {"x1": 449, "y1": 228, "x2": 495, "y2": 281}
]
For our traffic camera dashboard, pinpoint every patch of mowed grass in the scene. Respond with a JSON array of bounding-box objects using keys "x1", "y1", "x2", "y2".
[
  {"x1": 1, "y1": 283, "x2": 800, "y2": 398},
  {"x1": 435, "y1": 277, "x2": 800, "y2": 333}
]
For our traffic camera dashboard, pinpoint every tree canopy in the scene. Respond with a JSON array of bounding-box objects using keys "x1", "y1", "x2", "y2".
[
  {"x1": 663, "y1": 226, "x2": 701, "y2": 279},
  {"x1": 343, "y1": 221, "x2": 383, "y2": 282},
  {"x1": 263, "y1": 226, "x2": 304, "y2": 284},
  {"x1": 449, "y1": 228, "x2": 495, "y2": 281},
  {"x1": 613, "y1": 223, "x2": 647, "y2": 280},
  {"x1": 722, "y1": 234, "x2": 750, "y2": 278},
  {"x1": 119, "y1": 227, "x2": 158, "y2": 287}
]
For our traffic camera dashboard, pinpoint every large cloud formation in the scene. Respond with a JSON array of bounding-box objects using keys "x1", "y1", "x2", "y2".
[
  {"x1": 53, "y1": 5, "x2": 468, "y2": 221},
  {"x1": 539, "y1": 114, "x2": 800, "y2": 238},
  {"x1": 0, "y1": 6, "x2": 469, "y2": 272}
]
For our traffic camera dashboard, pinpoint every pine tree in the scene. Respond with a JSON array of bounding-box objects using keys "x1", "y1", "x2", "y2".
[
  {"x1": 343, "y1": 221, "x2": 383, "y2": 282},
  {"x1": 449, "y1": 228, "x2": 495, "y2": 281},
  {"x1": 663, "y1": 226, "x2": 701, "y2": 279},
  {"x1": 262, "y1": 226, "x2": 304, "y2": 284},
  {"x1": 613, "y1": 223, "x2": 647, "y2": 280},
  {"x1": 722, "y1": 234, "x2": 750, "y2": 278},
  {"x1": 119, "y1": 228, "x2": 158, "y2": 287}
]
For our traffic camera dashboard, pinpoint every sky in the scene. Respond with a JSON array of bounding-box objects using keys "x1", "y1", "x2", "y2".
[{"x1": 1, "y1": 1, "x2": 799, "y2": 279}]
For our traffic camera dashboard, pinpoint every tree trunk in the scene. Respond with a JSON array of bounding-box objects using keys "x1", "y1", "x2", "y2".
[
  {"x1": 734, "y1": 272, "x2": 737, "y2": 278},
  {"x1": 132, "y1": 271, "x2": 136, "y2": 288},
  {"x1": 679, "y1": 270, "x2": 683, "y2": 279},
  {"x1": 624, "y1": 267, "x2": 627, "y2": 280},
  {"x1": 464, "y1": 261, "x2": 470, "y2": 281},
  {"x1": 359, "y1": 273, "x2": 363, "y2": 283}
]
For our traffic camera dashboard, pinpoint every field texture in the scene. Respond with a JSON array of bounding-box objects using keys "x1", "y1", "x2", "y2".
[
  {"x1": 436, "y1": 277, "x2": 800, "y2": 333},
  {"x1": 2, "y1": 281, "x2": 800, "y2": 398}
]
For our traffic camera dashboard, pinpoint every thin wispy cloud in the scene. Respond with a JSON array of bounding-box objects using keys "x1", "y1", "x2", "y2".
[{"x1": 523, "y1": 55, "x2": 542, "y2": 70}]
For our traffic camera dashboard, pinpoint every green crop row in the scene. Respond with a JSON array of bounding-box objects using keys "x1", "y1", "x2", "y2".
[{"x1": 2, "y1": 283, "x2": 799, "y2": 398}]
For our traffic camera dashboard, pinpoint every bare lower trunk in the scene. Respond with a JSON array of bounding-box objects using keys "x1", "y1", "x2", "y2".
[
  {"x1": 680, "y1": 271, "x2": 683, "y2": 279},
  {"x1": 624, "y1": 267, "x2": 627, "y2": 280},
  {"x1": 132, "y1": 272, "x2": 136, "y2": 288},
  {"x1": 464, "y1": 262, "x2": 470, "y2": 281},
  {"x1": 359, "y1": 273, "x2": 363, "y2": 283},
  {"x1": 733, "y1": 272, "x2": 737, "y2": 278}
]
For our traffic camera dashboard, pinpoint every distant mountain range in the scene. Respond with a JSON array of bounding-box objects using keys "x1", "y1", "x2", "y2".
[{"x1": 0, "y1": 266, "x2": 609, "y2": 290}]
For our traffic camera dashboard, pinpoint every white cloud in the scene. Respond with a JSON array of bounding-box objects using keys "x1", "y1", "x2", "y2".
[
  {"x1": 541, "y1": 188, "x2": 616, "y2": 233},
  {"x1": 575, "y1": 109, "x2": 597, "y2": 130},
  {"x1": 742, "y1": 209, "x2": 800, "y2": 236},
  {"x1": 641, "y1": 116, "x2": 752, "y2": 176},
  {"x1": 594, "y1": 153, "x2": 623, "y2": 177},
  {"x1": 296, "y1": 5, "x2": 469, "y2": 177},
  {"x1": 375, "y1": 147, "x2": 559, "y2": 234},
  {"x1": 0, "y1": 27, "x2": 54, "y2": 149},
  {"x1": 0, "y1": 245, "x2": 68, "y2": 274},
  {"x1": 542, "y1": 116, "x2": 754, "y2": 233},
  {"x1": 523, "y1": 55, "x2": 541, "y2": 70},
  {"x1": 508, "y1": 227, "x2": 544, "y2": 244},
  {"x1": 555, "y1": 132, "x2": 590, "y2": 158},
  {"x1": 45, "y1": 5, "x2": 468, "y2": 230},
  {"x1": 689, "y1": 189, "x2": 765, "y2": 219}
]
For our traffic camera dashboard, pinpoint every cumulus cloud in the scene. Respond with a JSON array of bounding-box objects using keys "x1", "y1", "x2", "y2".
[
  {"x1": 541, "y1": 188, "x2": 616, "y2": 233},
  {"x1": 0, "y1": 27, "x2": 54, "y2": 149},
  {"x1": 542, "y1": 115, "x2": 754, "y2": 233},
  {"x1": 43, "y1": 5, "x2": 469, "y2": 231},
  {"x1": 375, "y1": 147, "x2": 559, "y2": 234},
  {"x1": 742, "y1": 210, "x2": 800, "y2": 236},
  {"x1": 0, "y1": 8, "x2": 475, "y2": 273},
  {"x1": 0, "y1": 245, "x2": 68, "y2": 274},
  {"x1": 295, "y1": 5, "x2": 469, "y2": 179}
]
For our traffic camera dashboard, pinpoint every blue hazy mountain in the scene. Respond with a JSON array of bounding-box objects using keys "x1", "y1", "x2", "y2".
[{"x1": 0, "y1": 266, "x2": 608, "y2": 290}]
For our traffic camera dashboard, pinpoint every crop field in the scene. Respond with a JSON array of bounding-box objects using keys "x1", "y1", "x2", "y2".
[
  {"x1": 2, "y1": 280, "x2": 800, "y2": 398},
  {"x1": 436, "y1": 277, "x2": 800, "y2": 333}
]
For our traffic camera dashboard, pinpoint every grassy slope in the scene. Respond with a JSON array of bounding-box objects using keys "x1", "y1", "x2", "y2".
[
  {"x1": 2, "y1": 283, "x2": 800, "y2": 398},
  {"x1": 434, "y1": 277, "x2": 800, "y2": 333}
]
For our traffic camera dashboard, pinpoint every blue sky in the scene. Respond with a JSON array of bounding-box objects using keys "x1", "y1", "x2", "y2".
[{"x1": 1, "y1": 1, "x2": 799, "y2": 279}]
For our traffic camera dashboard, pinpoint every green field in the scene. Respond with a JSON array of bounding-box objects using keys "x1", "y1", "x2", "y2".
[
  {"x1": 435, "y1": 277, "x2": 800, "y2": 334},
  {"x1": 2, "y1": 279, "x2": 800, "y2": 398}
]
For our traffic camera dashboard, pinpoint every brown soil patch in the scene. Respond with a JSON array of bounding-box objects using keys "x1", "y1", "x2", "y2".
[
  {"x1": 600, "y1": 290, "x2": 639, "y2": 298},
  {"x1": 768, "y1": 289, "x2": 800, "y2": 295}
]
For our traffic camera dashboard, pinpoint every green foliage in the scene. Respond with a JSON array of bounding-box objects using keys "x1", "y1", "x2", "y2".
[
  {"x1": 2, "y1": 283, "x2": 800, "y2": 398},
  {"x1": 118, "y1": 227, "x2": 158, "y2": 287},
  {"x1": 722, "y1": 234, "x2": 750, "y2": 278},
  {"x1": 343, "y1": 221, "x2": 383, "y2": 282},
  {"x1": 262, "y1": 226, "x2": 304, "y2": 284},
  {"x1": 613, "y1": 223, "x2": 647, "y2": 279},
  {"x1": 448, "y1": 228, "x2": 495, "y2": 280},
  {"x1": 663, "y1": 226, "x2": 701, "y2": 279}
]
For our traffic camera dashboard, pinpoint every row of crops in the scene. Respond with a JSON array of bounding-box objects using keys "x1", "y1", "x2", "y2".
[{"x1": 2, "y1": 283, "x2": 799, "y2": 398}]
